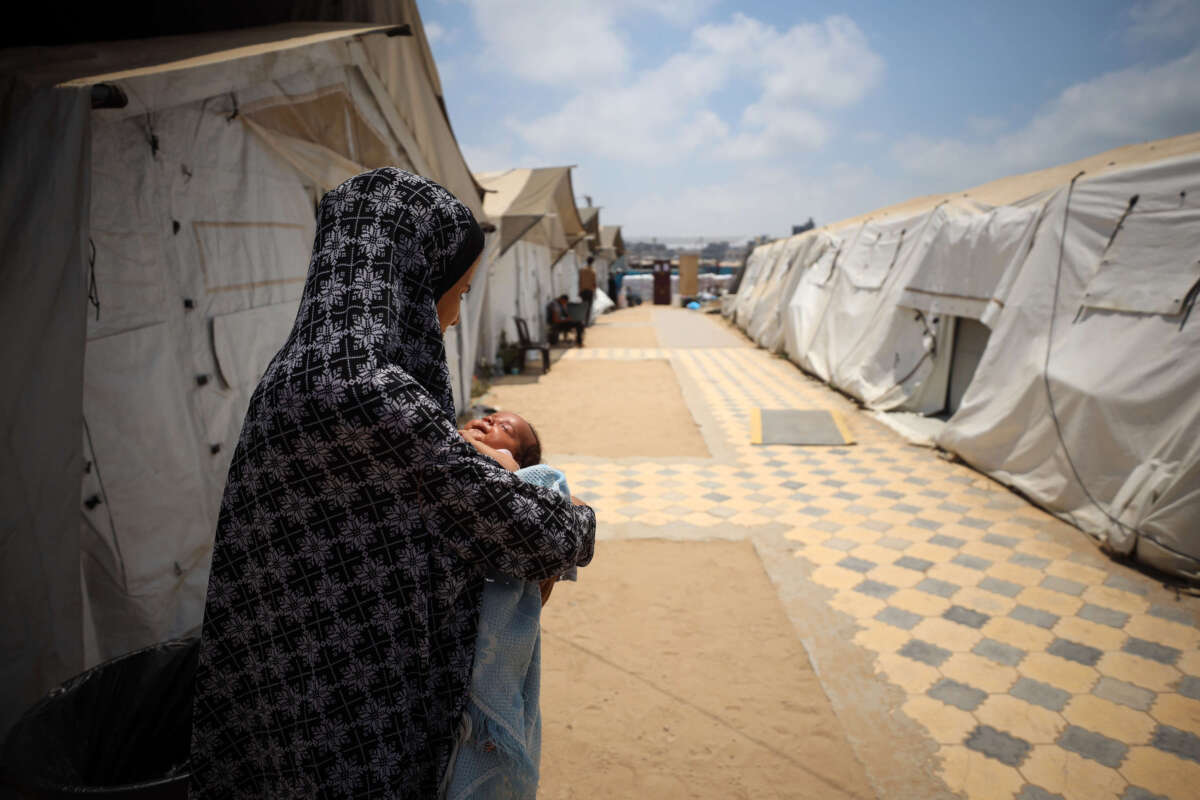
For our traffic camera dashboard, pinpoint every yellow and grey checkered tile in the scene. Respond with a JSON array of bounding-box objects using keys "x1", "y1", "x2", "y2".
[{"x1": 561, "y1": 327, "x2": 1200, "y2": 800}]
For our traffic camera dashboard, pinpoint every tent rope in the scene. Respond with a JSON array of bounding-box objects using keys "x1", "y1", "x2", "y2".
[
  {"x1": 82, "y1": 415, "x2": 129, "y2": 592},
  {"x1": 1043, "y1": 171, "x2": 1138, "y2": 542},
  {"x1": 87, "y1": 238, "x2": 100, "y2": 320}
]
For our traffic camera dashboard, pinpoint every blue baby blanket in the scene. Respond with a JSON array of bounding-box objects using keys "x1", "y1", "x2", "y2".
[{"x1": 442, "y1": 465, "x2": 570, "y2": 800}]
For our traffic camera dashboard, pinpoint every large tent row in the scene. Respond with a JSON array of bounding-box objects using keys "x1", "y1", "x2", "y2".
[
  {"x1": 0, "y1": 6, "x2": 621, "y2": 734},
  {"x1": 727, "y1": 132, "x2": 1200, "y2": 580},
  {"x1": 469, "y1": 167, "x2": 624, "y2": 383}
]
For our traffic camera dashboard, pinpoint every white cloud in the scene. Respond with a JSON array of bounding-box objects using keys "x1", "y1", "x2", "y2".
[
  {"x1": 465, "y1": 0, "x2": 633, "y2": 86},
  {"x1": 893, "y1": 48, "x2": 1200, "y2": 189},
  {"x1": 721, "y1": 104, "x2": 830, "y2": 160},
  {"x1": 424, "y1": 21, "x2": 447, "y2": 43},
  {"x1": 461, "y1": 142, "x2": 521, "y2": 174},
  {"x1": 507, "y1": 12, "x2": 882, "y2": 165},
  {"x1": 1127, "y1": 0, "x2": 1200, "y2": 43},
  {"x1": 966, "y1": 115, "x2": 1006, "y2": 137},
  {"x1": 461, "y1": 0, "x2": 718, "y2": 88},
  {"x1": 619, "y1": 161, "x2": 893, "y2": 239},
  {"x1": 693, "y1": 14, "x2": 883, "y2": 108}
]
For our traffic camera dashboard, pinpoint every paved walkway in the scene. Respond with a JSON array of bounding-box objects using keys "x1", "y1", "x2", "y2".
[{"x1": 489, "y1": 307, "x2": 1200, "y2": 799}]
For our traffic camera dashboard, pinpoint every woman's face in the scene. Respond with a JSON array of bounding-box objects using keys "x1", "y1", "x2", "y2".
[{"x1": 436, "y1": 255, "x2": 482, "y2": 332}]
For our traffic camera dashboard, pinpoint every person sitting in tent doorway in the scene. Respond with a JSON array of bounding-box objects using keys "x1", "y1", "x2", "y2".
[{"x1": 545, "y1": 293, "x2": 584, "y2": 347}]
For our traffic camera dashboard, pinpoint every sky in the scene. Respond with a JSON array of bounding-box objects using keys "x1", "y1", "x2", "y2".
[{"x1": 418, "y1": 0, "x2": 1200, "y2": 241}]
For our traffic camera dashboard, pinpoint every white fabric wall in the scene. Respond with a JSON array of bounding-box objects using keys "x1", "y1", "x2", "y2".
[
  {"x1": 774, "y1": 207, "x2": 1031, "y2": 414},
  {"x1": 939, "y1": 155, "x2": 1200, "y2": 574},
  {"x1": 758, "y1": 234, "x2": 835, "y2": 354},
  {"x1": 732, "y1": 241, "x2": 784, "y2": 325},
  {"x1": 78, "y1": 87, "x2": 322, "y2": 668},
  {"x1": 746, "y1": 236, "x2": 810, "y2": 348},
  {"x1": 591, "y1": 255, "x2": 611, "y2": 294},
  {"x1": 444, "y1": 231, "x2": 496, "y2": 414},
  {"x1": 480, "y1": 240, "x2": 555, "y2": 365},
  {"x1": 552, "y1": 249, "x2": 581, "y2": 302},
  {"x1": 783, "y1": 235, "x2": 842, "y2": 381}
]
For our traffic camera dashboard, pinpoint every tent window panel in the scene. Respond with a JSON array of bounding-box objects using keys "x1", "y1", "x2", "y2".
[
  {"x1": 245, "y1": 83, "x2": 399, "y2": 172},
  {"x1": 839, "y1": 229, "x2": 905, "y2": 290},
  {"x1": 193, "y1": 220, "x2": 311, "y2": 301},
  {"x1": 88, "y1": 119, "x2": 171, "y2": 338},
  {"x1": 905, "y1": 206, "x2": 1037, "y2": 306},
  {"x1": 1081, "y1": 206, "x2": 1200, "y2": 316},
  {"x1": 86, "y1": 231, "x2": 169, "y2": 339},
  {"x1": 211, "y1": 302, "x2": 298, "y2": 392}
]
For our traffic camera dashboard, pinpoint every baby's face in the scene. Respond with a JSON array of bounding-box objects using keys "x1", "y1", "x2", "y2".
[{"x1": 462, "y1": 412, "x2": 533, "y2": 457}]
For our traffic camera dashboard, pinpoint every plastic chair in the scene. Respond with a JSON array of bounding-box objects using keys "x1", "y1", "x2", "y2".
[{"x1": 513, "y1": 318, "x2": 551, "y2": 373}]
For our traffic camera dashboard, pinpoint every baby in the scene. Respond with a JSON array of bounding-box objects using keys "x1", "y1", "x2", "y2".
[
  {"x1": 459, "y1": 410, "x2": 541, "y2": 471},
  {"x1": 445, "y1": 411, "x2": 579, "y2": 799}
]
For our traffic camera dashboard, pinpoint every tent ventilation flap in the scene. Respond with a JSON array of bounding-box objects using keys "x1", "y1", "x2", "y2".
[{"x1": 1081, "y1": 205, "x2": 1200, "y2": 318}]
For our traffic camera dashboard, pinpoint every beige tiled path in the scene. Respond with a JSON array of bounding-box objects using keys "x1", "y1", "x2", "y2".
[{"x1": 512, "y1": 307, "x2": 1200, "y2": 799}]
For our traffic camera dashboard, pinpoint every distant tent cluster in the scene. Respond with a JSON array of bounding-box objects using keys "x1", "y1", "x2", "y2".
[
  {"x1": 468, "y1": 167, "x2": 623, "y2": 387},
  {"x1": 727, "y1": 132, "x2": 1200, "y2": 581},
  {"x1": 0, "y1": 5, "x2": 622, "y2": 733}
]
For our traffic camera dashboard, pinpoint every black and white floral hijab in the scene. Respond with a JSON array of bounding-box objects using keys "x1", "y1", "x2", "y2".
[
  {"x1": 189, "y1": 168, "x2": 594, "y2": 799},
  {"x1": 299, "y1": 166, "x2": 482, "y2": 419}
]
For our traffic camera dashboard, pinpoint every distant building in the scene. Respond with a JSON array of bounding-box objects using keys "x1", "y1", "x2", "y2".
[
  {"x1": 700, "y1": 240, "x2": 730, "y2": 261},
  {"x1": 792, "y1": 218, "x2": 815, "y2": 235}
]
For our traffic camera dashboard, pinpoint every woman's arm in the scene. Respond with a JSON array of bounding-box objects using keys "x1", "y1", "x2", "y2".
[{"x1": 378, "y1": 382, "x2": 595, "y2": 582}]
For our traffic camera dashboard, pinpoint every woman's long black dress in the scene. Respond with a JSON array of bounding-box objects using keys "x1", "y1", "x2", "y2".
[{"x1": 188, "y1": 168, "x2": 595, "y2": 799}]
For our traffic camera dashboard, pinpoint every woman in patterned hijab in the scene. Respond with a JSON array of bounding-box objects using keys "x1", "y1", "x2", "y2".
[{"x1": 189, "y1": 168, "x2": 595, "y2": 799}]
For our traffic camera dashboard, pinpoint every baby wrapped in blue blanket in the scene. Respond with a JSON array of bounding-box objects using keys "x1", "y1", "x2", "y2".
[{"x1": 442, "y1": 413, "x2": 580, "y2": 799}]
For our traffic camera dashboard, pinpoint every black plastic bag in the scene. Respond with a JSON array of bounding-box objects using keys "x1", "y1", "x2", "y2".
[{"x1": 1, "y1": 638, "x2": 197, "y2": 798}]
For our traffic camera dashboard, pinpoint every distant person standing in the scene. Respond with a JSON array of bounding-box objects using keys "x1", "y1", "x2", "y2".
[{"x1": 579, "y1": 256, "x2": 597, "y2": 315}]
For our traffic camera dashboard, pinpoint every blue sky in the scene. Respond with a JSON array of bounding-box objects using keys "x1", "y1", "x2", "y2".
[{"x1": 419, "y1": 0, "x2": 1200, "y2": 240}]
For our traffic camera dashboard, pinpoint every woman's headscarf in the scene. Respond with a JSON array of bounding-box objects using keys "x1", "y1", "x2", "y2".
[
  {"x1": 285, "y1": 167, "x2": 483, "y2": 422},
  {"x1": 189, "y1": 168, "x2": 594, "y2": 800}
]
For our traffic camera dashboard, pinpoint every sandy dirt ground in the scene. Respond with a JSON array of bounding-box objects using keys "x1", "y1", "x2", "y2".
[
  {"x1": 652, "y1": 308, "x2": 753, "y2": 348},
  {"x1": 469, "y1": 306, "x2": 1200, "y2": 800},
  {"x1": 478, "y1": 308, "x2": 877, "y2": 798},
  {"x1": 538, "y1": 539, "x2": 876, "y2": 800},
  {"x1": 583, "y1": 324, "x2": 660, "y2": 348},
  {"x1": 481, "y1": 359, "x2": 709, "y2": 459}
]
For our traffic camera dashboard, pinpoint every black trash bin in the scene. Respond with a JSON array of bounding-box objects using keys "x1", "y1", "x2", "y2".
[{"x1": 1, "y1": 638, "x2": 197, "y2": 799}]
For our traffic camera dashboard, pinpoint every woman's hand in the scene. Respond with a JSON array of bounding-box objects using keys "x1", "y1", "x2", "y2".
[
  {"x1": 539, "y1": 577, "x2": 557, "y2": 606},
  {"x1": 459, "y1": 428, "x2": 519, "y2": 471}
]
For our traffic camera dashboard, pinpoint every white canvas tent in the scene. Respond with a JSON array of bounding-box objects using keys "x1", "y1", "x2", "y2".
[
  {"x1": 754, "y1": 230, "x2": 837, "y2": 355},
  {"x1": 598, "y1": 224, "x2": 626, "y2": 286},
  {"x1": 735, "y1": 131, "x2": 1200, "y2": 578},
  {"x1": 474, "y1": 167, "x2": 587, "y2": 366},
  {"x1": 0, "y1": 19, "x2": 485, "y2": 734},
  {"x1": 939, "y1": 151, "x2": 1200, "y2": 578}
]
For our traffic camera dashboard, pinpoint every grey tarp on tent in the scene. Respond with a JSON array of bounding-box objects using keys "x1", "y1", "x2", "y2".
[{"x1": 0, "y1": 80, "x2": 91, "y2": 739}]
